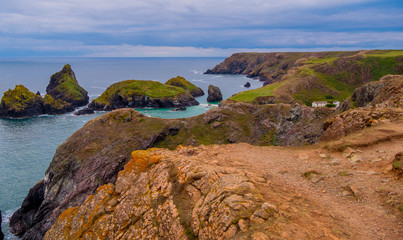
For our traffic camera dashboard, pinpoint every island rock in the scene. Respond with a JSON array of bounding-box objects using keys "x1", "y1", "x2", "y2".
[
  {"x1": 74, "y1": 108, "x2": 95, "y2": 116},
  {"x1": 0, "y1": 85, "x2": 44, "y2": 118},
  {"x1": 244, "y1": 81, "x2": 251, "y2": 88},
  {"x1": 207, "y1": 85, "x2": 223, "y2": 102},
  {"x1": 46, "y1": 64, "x2": 89, "y2": 107},
  {"x1": 165, "y1": 76, "x2": 205, "y2": 97},
  {"x1": 88, "y1": 80, "x2": 199, "y2": 111}
]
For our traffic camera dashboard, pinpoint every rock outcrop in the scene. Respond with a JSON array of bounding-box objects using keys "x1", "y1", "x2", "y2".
[
  {"x1": 44, "y1": 147, "x2": 280, "y2": 240},
  {"x1": 207, "y1": 85, "x2": 223, "y2": 102},
  {"x1": 244, "y1": 81, "x2": 251, "y2": 88},
  {"x1": 165, "y1": 76, "x2": 205, "y2": 97},
  {"x1": 74, "y1": 108, "x2": 95, "y2": 116},
  {"x1": 46, "y1": 64, "x2": 89, "y2": 107},
  {"x1": 88, "y1": 80, "x2": 199, "y2": 111},
  {"x1": 0, "y1": 85, "x2": 75, "y2": 118},
  {"x1": 0, "y1": 85, "x2": 44, "y2": 118},
  {"x1": 11, "y1": 102, "x2": 333, "y2": 239}
]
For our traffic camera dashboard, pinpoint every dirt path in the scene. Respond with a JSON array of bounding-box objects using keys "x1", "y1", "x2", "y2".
[{"x1": 198, "y1": 133, "x2": 402, "y2": 239}]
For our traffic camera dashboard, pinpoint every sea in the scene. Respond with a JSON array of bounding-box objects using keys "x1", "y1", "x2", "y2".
[{"x1": 0, "y1": 57, "x2": 261, "y2": 238}]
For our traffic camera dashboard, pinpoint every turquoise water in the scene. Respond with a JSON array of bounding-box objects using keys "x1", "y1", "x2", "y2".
[{"x1": 0, "y1": 58, "x2": 261, "y2": 238}]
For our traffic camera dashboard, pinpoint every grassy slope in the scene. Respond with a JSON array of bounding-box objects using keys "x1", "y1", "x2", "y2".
[
  {"x1": 230, "y1": 50, "x2": 403, "y2": 105},
  {"x1": 49, "y1": 65, "x2": 88, "y2": 102},
  {"x1": 0, "y1": 85, "x2": 42, "y2": 111},
  {"x1": 165, "y1": 76, "x2": 198, "y2": 92},
  {"x1": 93, "y1": 80, "x2": 186, "y2": 105}
]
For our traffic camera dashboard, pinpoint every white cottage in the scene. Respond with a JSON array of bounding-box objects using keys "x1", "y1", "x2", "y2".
[
  {"x1": 333, "y1": 101, "x2": 341, "y2": 108},
  {"x1": 312, "y1": 101, "x2": 327, "y2": 107}
]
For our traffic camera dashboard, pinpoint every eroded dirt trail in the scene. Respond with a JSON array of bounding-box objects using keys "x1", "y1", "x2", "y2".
[{"x1": 193, "y1": 136, "x2": 402, "y2": 239}]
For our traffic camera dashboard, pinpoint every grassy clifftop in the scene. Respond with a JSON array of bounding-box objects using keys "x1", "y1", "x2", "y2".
[
  {"x1": 226, "y1": 50, "x2": 403, "y2": 105},
  {"x1": 165, "y1": 76, "x2": 204, "y2": 97}
]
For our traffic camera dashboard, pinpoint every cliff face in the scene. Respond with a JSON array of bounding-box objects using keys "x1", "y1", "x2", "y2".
[{"x1": 10, "y1": 102, "x2": 332, "y2": 239}]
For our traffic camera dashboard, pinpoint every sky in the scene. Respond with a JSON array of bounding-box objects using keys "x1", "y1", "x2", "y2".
[{"x1": 0, "y1": 0, "x2": 402, "y2": 57}]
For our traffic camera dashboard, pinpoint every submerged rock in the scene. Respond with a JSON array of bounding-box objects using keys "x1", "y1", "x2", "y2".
[
  {"x1": 74, "y1": 108, "x2": 95, "y2": 116},
  {"x1": 165, "y1": 76, "x2": 204, "y2": 97},
  {"x1": 88, "y1": 80, "x2": 199, "y2": 111},
  {"x1": 207, "y1": 85, "x2": 223, "y2": 102},
  {"x1": 46, "y1": 64, "x2": 89, "y2": 107}
]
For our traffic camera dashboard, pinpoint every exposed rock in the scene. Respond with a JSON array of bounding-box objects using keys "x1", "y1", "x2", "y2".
[
  {"x1": 12, "y1": 103, "x2": 333, "y2": 239},
  {"x1": 171, "y1": 106, "x2": 186, "y2": 111},
  {"x1": 74, "y1": 108, "x2": 95, "y2": 116},
  {"x1": 165, "y1": 76, "x2": 205, "y2": 97},
  {"x1": 36, "y1": 91, "x2": 41, "y2": 96},
  {"x1": 44, "y1": 147, "x2": 277, "y2": 240},
  {"x1": 43, "y1": 94, "x2": 74, "y2": 114},
  {"x1": 207, "y1": 85, "x2": 223, "y2": 102},
  {"x1": 392, "y1": 151, "x2": 402, "y2": 177},
  {"x1": 0, "y1": 85, "x2": 44, "y2": 118},
  {"x1": 46, "y1": 64, "x2": 89, "y2": 107},
  {"x1": 88, "y1": 80, "x2": 199, "y2": 111},
  {"x1": 351, "y1": 75, "x2": 403, "y2": 109},
  {"x1": 252, "y1": 96, "x2": 275, "y2": 105},
  {"x1": 244, "y1": 81, "x2": 251, "y2": 88},
  {"x1": 10, "y1": 180, "x2": 45, "y2": 237}
]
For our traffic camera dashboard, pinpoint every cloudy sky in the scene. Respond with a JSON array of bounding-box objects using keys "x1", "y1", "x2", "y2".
[{"x1": 0, "y1": 0, "x2": 402, "y2": 57}]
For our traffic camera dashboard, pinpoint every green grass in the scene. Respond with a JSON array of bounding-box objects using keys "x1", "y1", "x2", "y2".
[
  {"x1": 304, "y1": 57, "x2": 337, "y2": 64},
  {"x1": 359, "y1": 56, "x2": 403, "y2": 81},
  {"x1": 165, "y1": 76, "x2": 198, "y2": 92},
  {"x1": 230, "y1": 81, "x2": 287, "y2": 102},
  {"x1": 93, "y1": 80, "x2": 186, "y2": 105},
  {"x1": 365, "y1": 50, "x2": 403, "y2": 58},
  {"x1": 1, "y1": 85, "x2": 42, "y2": 111}
]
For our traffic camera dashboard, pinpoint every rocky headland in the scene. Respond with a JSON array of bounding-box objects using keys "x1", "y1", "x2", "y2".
[
  {"x1": 88, "y1": 80, "x2": 199, "y2": 111},
  {"x1": 9, "y1": 53, "x2": 403, "y2": 239},
  {"x1": 165, "y1": 76, "x2": 205, "y2": 97},
  {"x1": 0, "y1": 65, "x2": 88, "y2": 118},
  {"x1": 207, "y1": 50, "x2": 403, "y2": 106}
]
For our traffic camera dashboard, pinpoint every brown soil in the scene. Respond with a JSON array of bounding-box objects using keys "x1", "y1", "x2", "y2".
[{"x1": 196, "y1": 121, "x2": 403, "y2": 239}]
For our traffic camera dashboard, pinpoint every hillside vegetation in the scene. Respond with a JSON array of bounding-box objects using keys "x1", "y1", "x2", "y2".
[{"x1": 208, "y1": 50, "x2": 403, "y2": 105}]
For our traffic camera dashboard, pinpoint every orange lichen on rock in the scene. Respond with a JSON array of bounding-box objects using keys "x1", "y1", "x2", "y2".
[{"x1": 118, "y1": 148, "x2": 163, "y2": 178}]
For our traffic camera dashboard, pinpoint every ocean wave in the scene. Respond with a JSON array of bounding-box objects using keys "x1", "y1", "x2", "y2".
[
  {"x1": 191, "y1": 70, "x2": 201, "y2": 74},
  {"x1": 191, "y1": 79, "x2": 207, "y2": 83},
  {"x1": 90, "y1": 86, "x2": 106, "y2": 90}
]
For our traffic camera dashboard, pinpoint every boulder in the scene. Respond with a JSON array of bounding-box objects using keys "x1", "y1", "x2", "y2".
[
  {"x1": 46, "y1": 64, "x2": 89, "y2": 107},
  {"x1": 0, "y1": 85, "x2": 44, "y2": 118},
  {"x1": 165, "y1": 76, "x2": 204, "y2": 97},
  {"x1": 244, "y1": 82, "x2": 251, "y2": 88},
  {"x1": 207, "y1": 85, "x2": 223, "y2": 102}
]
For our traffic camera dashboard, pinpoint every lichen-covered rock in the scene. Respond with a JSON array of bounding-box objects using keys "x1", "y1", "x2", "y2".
[
  {"x1": 0, "y1": 85, "x2": 44, "y2": 118},
  {"x1": 207, "y1": 85, "x2": 223, "y2": 102},
  {"x1": 43, "y1": 94, "x2": 74, "y2": 114},
  {"x1": 46, "y1": 64, "x2": 89, "y2": 107},
  {"x1": 89, "y1": 80, "x2": 199, "y2": 111},
  {"x1": 12, "y1": 103, "x2": 333, "y2": 239},
  {"x1": 165, "y1": 76, "x2": 205, "y2": 97},
  {"x1": 44, "y1": 147, "x2": 278, "y2": 240}
]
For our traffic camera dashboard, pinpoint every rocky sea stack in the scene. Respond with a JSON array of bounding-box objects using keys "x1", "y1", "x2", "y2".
[
  {"x1": 0, "y1": 85, "x2": 44, "y2": 118},
  {"x1": 46, "y1": 64, "x2": 89, "y2": 107},
  {"x1": 88, "y1": 80, "x2": 199, "y2": 110},
  {"x1": 165, "y1": 76, "x2": 205, "y2": 97},
  {"x1": 207, "y1": 85, "x2": 223, "y2": 102}
]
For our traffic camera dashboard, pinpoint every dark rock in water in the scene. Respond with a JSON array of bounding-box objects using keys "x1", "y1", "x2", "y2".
[
  {"x1": 172, "y1": 106, "x2": 186, "y2": 111},
  {"x1": 46, "y1": 64, "x2": 89, "y2": 107},
  {"x1": 10, "y1": 180, "x2": 45, "y2": 238},
  {"x1": 0, "y1": 85, "x2": 44, "y2": 118},
  {"x1": 165, "y1": 76, "x2": 204, "y2": 97},
  {"x1": 43, "y1": 94, "x2": 74, "y2": 115},
  {"x1": 36, "y1": 91, "x2": 41, "y2": 96},
  {"x1": 244, "y1": 82, "x2": 251, "y2": 88},
  {"x1": 207, "y1": 85, "x2": 223, "y2": 102},
  {"x1": 74, "y1": 108, "x2": 95, "y2": 115},
  {"x1": 0, "y1": 210, "x2": 3, "y2": 240}
]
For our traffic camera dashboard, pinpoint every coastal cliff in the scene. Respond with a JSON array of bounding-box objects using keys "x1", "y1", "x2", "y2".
[{"x1": 10, "y1": 57, "x2": 403, "y2": 239}]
